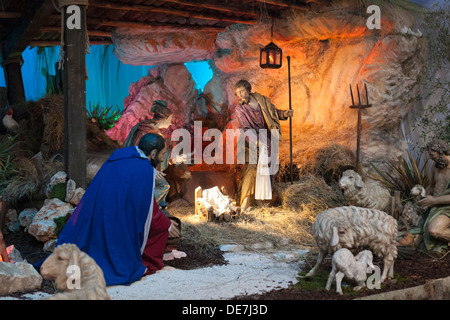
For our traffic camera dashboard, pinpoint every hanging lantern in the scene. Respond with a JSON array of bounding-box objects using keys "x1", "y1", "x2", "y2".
[
  {"x1": 260, "y1": 17, "x2": 282, "y2": 69},
  {"x1": 260, "y1": 41, "x2": 282, "y2": 69}
]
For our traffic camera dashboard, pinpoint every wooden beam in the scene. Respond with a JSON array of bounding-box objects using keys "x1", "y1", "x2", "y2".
[
  {"x1": 2, "y1": 57, "x2": 25, "y2": 105},
  {"x1": 1, "y1": 0, "x2": 56, "y2": 63},
  {"x1": 161, "y1": 0, "x2": 259, "y2": 17},
  {"x1": 90, "y1": 1, "x2": 258, "y2": 25},
  {"x1": 0, "y1": 12, "x2": 21, "y2": 19},
  {"x1": 253, "y1": 0, "x2": 309, "y2": 10},
  {"x1": 30, "y1": 40, "x2": 113, "y2": 47},
  {"x1": 60, "y1": 16, "x2": 228, "y2": 32},
  {"x1": 40, "y1": 26, "x2": 112, "y2": 38},
  {"x1": 62, "y1": 3, "x2": 87, "y2": 189}
]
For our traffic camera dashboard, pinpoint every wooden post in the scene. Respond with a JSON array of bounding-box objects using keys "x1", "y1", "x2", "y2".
[
  {"x1": 0, "y1": 0, "x2": 54, "y2": 105},
  {"x1": 62, "y1": 3, "x2": 87, "y2": 189},
  {"x1": 2, "y1": 57, "x2": 26, "y2": 105},
  {"x1": 287, "y1": 56, "x2": 293, "y2": 184}
]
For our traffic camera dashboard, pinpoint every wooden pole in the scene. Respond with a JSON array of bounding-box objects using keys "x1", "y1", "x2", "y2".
[
  {"x1": 349, "y1": 83, "x2": 371, "y2": 174},
  {"x1": 287, "y1": 56, "x2": 293, "y2": 184},
  {"x1": 2, "y1": 58, "x2": 26, "y2": 105},
  {"x1": 62, "y1": 3, "x2": 87, "y2": 189},
  {"x1": 356, "y1": 85, "x2": 362, "y2": 174}
]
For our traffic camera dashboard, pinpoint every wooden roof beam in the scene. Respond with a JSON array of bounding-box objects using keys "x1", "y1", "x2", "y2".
[
  {"x1": 253, "y1": 0, "x2": 309, "y2": 10},
  {"x1": 0, "y1": 12, "x2": 22, "y2": 19},
  {"x1": 30, "y1": 39, "x2": 113, "y2": 47},
  {"x1": 40, "y1": 26, "x2": 112, "y2": 38},
  {"x1": 1, "y1": 0, "x2": 56, "y2": 63},
  {"x1": 49, "y1": 15, "x2": 227, "y2": 32},
  {"x1": 160, "y1": 0, "x2": 259, "y2": 17},
  {"x1": 90, "y1": 1, "x2": 258, "y2": 25}
]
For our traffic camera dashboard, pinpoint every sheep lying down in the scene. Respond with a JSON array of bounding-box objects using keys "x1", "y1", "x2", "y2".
[
  {"x1": 40, "y1": 243, "x2": 111, "y2": 300},
  {"x1": 305, "y1": 206, "x2": 398, "y2": 283}
]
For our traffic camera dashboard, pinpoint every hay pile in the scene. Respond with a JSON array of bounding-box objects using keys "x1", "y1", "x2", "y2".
[
  {"x1": 278, "y1": 125, "x2": 355, "y2": 177},
  {"x1": 0, "y1": 156, "x2": 63, "y2": 205},
  {"x1": 170, "y1": 203, "x2": 319, "y2": 253},
  {"x1": 312, "y1": 143, "x2": 355, "y2": 184},
  {"x1": 167, "y1": 174, "x2": 346, "y2": 254},
  {"x1": 275, "y1": 174, "x2": 345, "y2": 212},
  {"x1": 1, "y1": 94, "x2": 120, "y2": 204}
]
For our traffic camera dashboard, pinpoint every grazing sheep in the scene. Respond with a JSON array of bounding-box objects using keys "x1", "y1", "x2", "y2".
[
  {"x1": 325, "y1": 249, "x2": 375, "y2": 295},
  {"x1": 339, "y1": 170, "x2": 391, "y2": 212},
  {"x1": 305, "y1": 206, "x2": 397, "y2": 283},
  {"x1": 40, "y1": 243, "x2": 111, "y2": 300}
]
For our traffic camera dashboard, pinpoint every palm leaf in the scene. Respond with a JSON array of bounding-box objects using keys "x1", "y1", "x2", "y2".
[{"x1": 368, "y1": 150, "x2": 430, "y2": 199}]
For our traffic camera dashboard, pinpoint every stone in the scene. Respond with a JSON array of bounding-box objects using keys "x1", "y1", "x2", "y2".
[
  {"x1": 219, "y1": 244, "x2": 244, "y2": 253},
  {"x1": 112, "y1": 26, "x2": 217, "y2": 66},
  {"x1": 65, "y1": 179, "x2": 76, "y2": 203},
  {"x1": 28, "y1": 198, "x2": 73, "y2": 242},
  {"x1": 28, "y1": 220, "x2": 57, "y2": 242},
  {"x1": 7, "y1": 245, "x2": 24, "y2": 263},
  {"x1": 106, "y1": 64, "x2": 196, "y2": 143},
  {"x1": 0, "y1": 261, "x2": 42, "y2": 296},
  {"x1": 18, "y1": 208, "x2": 38, "y2": 228},
  {"x1": 5, "y1": 209, "x2": 18, "y2": 227},
  {"x1": 45, "y1": 171, "x2": 67, "y2": 198},
  {"x1": 109, "y1": 0, "x2": 426, "y2": 172},
  {"x1": 43, "y1": 239, "x2": 58, "y2": 253},
  {"x1": 5, "y1": 209, "x2": 20, "y2": 232},
  {"x1": 249, "y1": 241, "x2": 274, "y2": 251},
  {"x1": 70, "y1": 188, "x2": 85, "y2": 206}
]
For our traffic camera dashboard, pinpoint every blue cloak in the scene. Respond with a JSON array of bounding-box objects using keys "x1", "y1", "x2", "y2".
[{"x1": 55, "y1": 146, "x2": 156, "y2": 286}]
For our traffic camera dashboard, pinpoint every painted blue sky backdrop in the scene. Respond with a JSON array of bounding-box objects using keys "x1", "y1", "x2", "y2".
[{"x1": 0, "y1": 45, "x2": 213, "y2": 110}]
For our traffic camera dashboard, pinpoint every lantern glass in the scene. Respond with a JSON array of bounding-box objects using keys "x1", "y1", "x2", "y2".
[{"x1": 260, "y1": 42, "x2": 282, "y2": 69}]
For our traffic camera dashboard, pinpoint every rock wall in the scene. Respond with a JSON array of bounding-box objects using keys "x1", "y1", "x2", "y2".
[{"x1": 108, "y1": 0, "x2": 427, "y2": 173}]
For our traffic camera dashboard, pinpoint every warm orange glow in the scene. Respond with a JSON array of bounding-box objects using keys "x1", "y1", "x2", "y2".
[
  {"x1": 0, "y1": 245, "x2": 14, "y2": 263},
  {"x1": 269, "y1": 54, "x2": 274, "y2": 63}
]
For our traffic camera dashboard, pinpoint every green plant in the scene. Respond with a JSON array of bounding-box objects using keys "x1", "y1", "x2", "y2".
[
  {"x1": 368, "y1": 150, "x2": 430, "y2": 199},
  {"x1": 54, "y1": 213, "x2": 72, "y2": 237},
  {"x1": 48, "y1": 182, "x2": 66, "y2": 201},
  {"x1": 87, "y1": 101, "x2": 123, "y2": 130}
]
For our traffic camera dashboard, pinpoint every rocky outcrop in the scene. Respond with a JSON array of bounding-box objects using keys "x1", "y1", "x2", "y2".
[{"x1": 109, "y1": 0, "x2": 427, "y2": 171}]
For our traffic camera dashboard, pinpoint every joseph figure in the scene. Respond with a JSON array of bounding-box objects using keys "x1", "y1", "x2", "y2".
[{"x1": 234, "y1": 80, "x2": 293, "y2": 211}]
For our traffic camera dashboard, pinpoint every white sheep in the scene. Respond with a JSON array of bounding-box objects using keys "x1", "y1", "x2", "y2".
[
  {"x1": 339, "y1": 170, "x2": 391, "y2": 212},
  {"x1": 40, "y1": 243, "x2": 111, "y2": 300},
  {"x1": 410, "y1": 184, "x2": 426, "y2": 200},
  {"x1": 325, "y1": 248, "x2": 375, "y2": 295},
  {"x1": 305, "y1": 206, "x2": 397, "y2": 283}
]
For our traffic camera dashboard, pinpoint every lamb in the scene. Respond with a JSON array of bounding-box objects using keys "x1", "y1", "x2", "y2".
[
  {"x1": 339, "y1": 169, "x2": 391, "y2": 212},
  {"x1": 325, "y1": 248, "x2": 375, "y2": 295},
  {"x1": 410, "y1": 184, "x2": 426, "y2": 201},
  {"x1": 305, "y1": 206, "x2": 397, "y2": 283},
  {"x1": 40, "y1": 243, "x2": 111, "y2": 300}
]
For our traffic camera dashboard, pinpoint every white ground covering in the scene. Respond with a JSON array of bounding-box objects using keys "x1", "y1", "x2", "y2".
[{"x1": 1, "y1": 249, "x2": 308, "y2": 300}]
